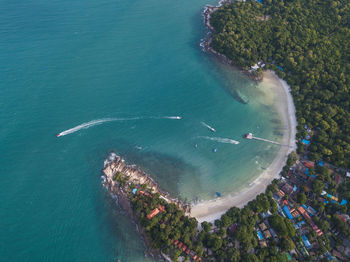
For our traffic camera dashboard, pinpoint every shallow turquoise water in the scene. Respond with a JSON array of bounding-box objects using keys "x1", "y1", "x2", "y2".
[{"x1": 0, "y1": 0, "x2": 282, "y2": 260}]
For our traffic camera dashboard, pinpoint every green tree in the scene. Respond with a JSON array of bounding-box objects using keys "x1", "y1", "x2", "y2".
[
  {"x1": 280, "y1": 237, "x2": 296, "y2": 251},
  {"x1": 227, "y1": 248, "x2": 240, "y2": 262},
  {"x1": 313, "y1": 180, "x2": 325, "y2": 195},
  {"x1": 201, "y1": 221, "x2": 212, "y2": 232},
  {"x1": 297, "y1": 192, "x2": 307, "y2": 205},
  {"x1": 242, "y1": 253, "x2": 258, "y2": 262}
]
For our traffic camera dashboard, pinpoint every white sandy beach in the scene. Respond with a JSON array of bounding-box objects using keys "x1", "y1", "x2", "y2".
[{"x1": 190, "y1": 70, "x2": 297, "y2": 223}]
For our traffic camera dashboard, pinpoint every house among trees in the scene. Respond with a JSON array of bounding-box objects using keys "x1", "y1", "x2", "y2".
[
  {"x1": 281, "y1": 183, "x2": 294, "y2": 196},
  {"x1": 260, "y1": 240, "x2": 268, "y2": 248},
  {"x1": 259, "y1": 222, "x2": 267, "y2": 231},
  {"x1": 146, "y1": 208, "x2": 160, "y2": 220},
  {"x1": 146, "y1": 205, "x2": 166, "y2": 220},
  {"x1": 263, "y1": 230, "x2": 272, "y2": 239}
]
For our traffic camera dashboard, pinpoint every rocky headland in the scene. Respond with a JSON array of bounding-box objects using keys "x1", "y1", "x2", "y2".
[{"x1": 101, "y1": 153, "x2": 191, "y2": 259}]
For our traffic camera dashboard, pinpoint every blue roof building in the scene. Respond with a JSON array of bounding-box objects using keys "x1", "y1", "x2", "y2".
[
  {"x1": 325, "y1": 252, "x2": 335, "y2": 261},
  {"x1": 283, "y1": 205, "x2": 293, "y2": 220},
  {"x1": 340, "y1": 199, "x2": 348, "y2": 205},
  {"x1": 302, "y1": 204, "x2": 316, "y2": 216},
  {"x1": 308, "y1": 206, "x2": 317, "y2": 214},
  {"x1": 302, "y1": 139, "x2": 310, "y2": 145},
  {"x1": 257, "y1": 231, "x2": 264, "y2": 240},
  {"x1": 302, "y1": 235, "x2": 312, "y2": 249}
]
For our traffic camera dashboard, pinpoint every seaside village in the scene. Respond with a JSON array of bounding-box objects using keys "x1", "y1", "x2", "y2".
[{"x1": 104, "y1": 135, "x2": 350, "y2": 262}]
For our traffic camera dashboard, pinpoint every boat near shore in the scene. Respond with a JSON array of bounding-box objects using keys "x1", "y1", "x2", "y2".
[{"x1": 236, "y1": 90, "x2": 249, "y2": 104}]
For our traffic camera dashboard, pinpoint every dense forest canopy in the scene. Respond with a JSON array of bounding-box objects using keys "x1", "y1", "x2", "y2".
[{"x1": 210, "y1": 0, "x2": 350, "y2": 167}]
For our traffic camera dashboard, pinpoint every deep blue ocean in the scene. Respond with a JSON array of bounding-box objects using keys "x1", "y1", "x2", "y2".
[{"x1": 0, "y1": 0, "x2": 283, "y2": 260}]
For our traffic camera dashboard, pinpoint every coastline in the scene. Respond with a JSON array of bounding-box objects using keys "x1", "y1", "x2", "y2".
[
  {"x1": 190, "y1": 70, "x2": 297, "y2": 223},
  {"x1": 102, "y1": 154, "x2": 192, "y2": 259},
  {"x1": 102, "y1": 1, "x2": 298, "y2": 255},
  {"x1": 202, "y1": 2, "x2": 263, "y2": 81},
  {"x1": 102, "y1": 155, "x2": 161, "y2": 259}
]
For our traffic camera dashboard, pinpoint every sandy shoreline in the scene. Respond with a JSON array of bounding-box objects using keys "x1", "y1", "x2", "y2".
[{"x1": 190, "y1": 70, "x2": 297, "y2": 223}]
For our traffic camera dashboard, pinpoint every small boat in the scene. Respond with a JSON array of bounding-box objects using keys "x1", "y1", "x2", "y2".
[
  {"x1": 56, "y1": 133, "x2": 61, "y2": 137},
  {"x1": 201, "y1": 121, "x2": 216, "y2": 132},
  {"x1": 213, "y1": 148, "x2": 217, "y2": 153},
  {"x1": 245, "y1": 133, "x2": 253, "y2": 139},
  {"x1": 207, "y1": 126, "x2": 216, "y2": 132},
  {"x1": 216, "y1": 192, "x2": 222, "y2": 197},
  {"x1": 236, "y1": 90, "x2": 249, "y2": 104},
  {"x1": 194, "y1": 144, "x2": 198, "y2": 148}
]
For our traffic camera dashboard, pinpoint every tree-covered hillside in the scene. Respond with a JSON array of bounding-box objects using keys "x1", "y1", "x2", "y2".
[{"x1": 210, "y1": 0, "x2": 350, "y2": 167}]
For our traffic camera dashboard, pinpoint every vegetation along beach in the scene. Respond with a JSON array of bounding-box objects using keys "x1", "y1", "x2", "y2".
[{"x1": 191, "y1": 70, "x2": 297, "y2": 223}]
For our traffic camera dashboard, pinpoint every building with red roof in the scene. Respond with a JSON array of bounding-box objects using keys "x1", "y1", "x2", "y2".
[
  {"x1": 298, "y1": 206, "x2": 323, "y2": 236},
  {"x1": 335, "y1": 175, "x2": 341, "y2": 185},
  {"x1": 146, "y1": 208, "x2": 160, "y2": 220},
  {"x1": 303, "y1": 162, "x2": 314, "y2": 168}
]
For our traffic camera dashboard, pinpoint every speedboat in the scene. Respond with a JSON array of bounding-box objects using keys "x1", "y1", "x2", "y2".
[
  {"x1": 208, "y1": 126, "x2": 216, "y2": 132},
  {"x1": 56, "y1": 133, "x2": 61, "y2": 137},
  {"x1": 201, "y1": 121, "x2": 216, "y2": 132}
]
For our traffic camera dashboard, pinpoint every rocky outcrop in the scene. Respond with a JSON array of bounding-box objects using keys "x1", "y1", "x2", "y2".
[
  {"x1": 101, "y1": 153, "x2": 192, "y2": 260},
  {"x1": 102, "y1": 153, "x2": 191, "y2": 214}
]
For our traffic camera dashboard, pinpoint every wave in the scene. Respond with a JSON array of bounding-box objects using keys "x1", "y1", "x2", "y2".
[
  {"x1": 104, "y1": 152, "x2": 118, "y2": 167},
  {"x1": 197, "y1": 136, "x2": 240, "y2": 145},
  {"x1": 57, "y1": 115, "x2": 182, "y2": 137}
]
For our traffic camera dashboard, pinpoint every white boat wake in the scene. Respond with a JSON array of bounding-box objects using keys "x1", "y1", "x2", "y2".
[
  {"x1": 197, "y1": 136, "x2": 240, "y2": 145},
  {"x1": 56, "y1": 116, "x2": 182, "y2": 137},
  {"x1": 152, "y1": 116, "x2": 182, "y2": 120},
  {"x1": 201, "y1": 121, "x2": 216, "y2": 132}
]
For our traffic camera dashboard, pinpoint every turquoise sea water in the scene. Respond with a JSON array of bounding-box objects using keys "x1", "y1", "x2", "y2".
[{"x1": 0, "y1": 0, "x2": 283, "y2": 260}]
